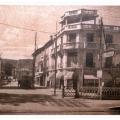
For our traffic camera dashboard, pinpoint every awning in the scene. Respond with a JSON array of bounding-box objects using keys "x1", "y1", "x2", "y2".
[
  {"x1": 84, "y1": 75, "x2": 98, "y2": 80},
  {"x1": 64, "y1": 71, "x2": 74, "y2": 80}
]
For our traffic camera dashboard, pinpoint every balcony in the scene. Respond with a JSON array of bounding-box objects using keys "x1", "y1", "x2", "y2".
[
  {"x1": 82, "y1": 24, "x2": 120, "y2": 32},
  {"x1": 57, "y1": 23, "x2": 82, "y2": 36},
  {"x1": 51, "y1": 42, "x2": 120, "y2": 56},
  {"x1": 84, "y1": 42, "x2": 100, "y2": 49},
  {"x1": 61, "y1": 10, "x2": 81, "y2": 19},
  {"x1": 104, "y1": 25, "x2": 120, "y2": 32},
  {"x1": 51, "y1": 42, "x2": 101, "y2": 55},
  {"x1": 61, "y1": 9, "x2": 98, "y2": 21},
  {"x1": 35, "y1": 71, "x2": 43, "y2": 76},
  {"x1": 63, "y1": 42, "x2": 84, "y2": 50},
  {"x1": 57, "y1": 24, "x2": 97, "y2": 36},
  {"x1": 57, "y1": 23, "x2": 120, "y2": 37},
  {"x1": 81, "y1": 24, "x2": 97, "y2": 30},
  {"x1": 63, "y1": 42, "x2": 100, "y2": 50},
  {"x1": 105, "y1": 43, "x2": 120, "y2": 50},
  {"x1": 84, "y1": 42, "x2": 120, "y2": 50},
  {"x1": 82, "y1": 9, "x2": 97, "y2": 16}
]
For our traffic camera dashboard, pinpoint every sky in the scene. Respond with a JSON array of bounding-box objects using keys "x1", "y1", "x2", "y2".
[{"x1": 0, "y1": 6, "x2": 120, "y2": 59}]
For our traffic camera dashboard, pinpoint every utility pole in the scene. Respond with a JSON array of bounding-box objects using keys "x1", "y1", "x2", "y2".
[
  {"x1": 99, "y1": 17, "x2": 103, "y2": 100},
  {"x1": 54, "y1": 22, "x2": 57, "y2": 96},
  {"x1": 33, "y1": 32, "x2": 37, "y2": 88},
  {"x1": 76, "y1": 13, "x2": 84, "y2": 98}
]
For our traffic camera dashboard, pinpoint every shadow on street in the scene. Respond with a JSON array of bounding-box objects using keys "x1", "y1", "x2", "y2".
[
  {"x1": 0, "y1": 92, "x2": 90, "y2": 108},
  {"x1": 0, "y1": 93, "x2": 54, "y2": 106}
]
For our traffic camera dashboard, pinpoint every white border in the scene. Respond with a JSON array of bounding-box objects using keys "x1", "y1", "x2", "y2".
[
  {"x1": 0, "y1": 0, "x2": 119, "y2": 5},
  {"x1": 0, "y1": 0, "x2": 120, "y2": 120},
  {"x1": 1, "y1": 115, "x2": 120, "y2": 120}
]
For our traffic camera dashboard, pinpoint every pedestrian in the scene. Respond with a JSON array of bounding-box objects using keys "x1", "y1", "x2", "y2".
[
  {"x1": 59, "y1": 75, "x2": 64, "y2": 89},
  {"x1": 72, "y1": 69, "x2": 79, "y2": 98},
  {"x1": 18, "y1": 80, "x2": 21, "y2": 87}
]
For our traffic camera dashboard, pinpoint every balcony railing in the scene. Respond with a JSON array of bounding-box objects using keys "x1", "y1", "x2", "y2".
[
  {"x1": 51, "y1": 42, "x2": 120, "y2": 55},
  {"x1": 82, "y1": 9, "x2": 97, "y2": 16},
  {"x1": 82, "y1": 24, "x2": 120, "y2": 32},
  {"x1": 35, "y1": 71, "x2": 43, "y2": 76},
  {"x1": 104, "y1": 25, "x2": 120, "y2": 32},
  {"x1": 81, "y1": 24, "x2": 97, "y2": 30},
  {"x1": 68, "y1": 10, "x2": 78, "y2": 16},
  {"x1": 57, "y1": 24, "x2": 120, "y2": 36},
  {"x1": 61, "y1": 10, "x2": 80, "y2": 19},
  {"x1": 63, "y1": 42, "x2": 100, "y2": 50},
  {"x1": 57, "y1": 24, "x2": 96, "y2": 36},
  {"x1": 106, "y1": 43, "x2": 120, "y2": 50},
  {"x1": 63, "y1": 42, "x2": 84, "y2": 50},
  {"x1": 61, "y1": 9, "x2": 97, "y2": 19},
  {"x1": 85, "y1": 42, "x2": 100, "y2": 49}
]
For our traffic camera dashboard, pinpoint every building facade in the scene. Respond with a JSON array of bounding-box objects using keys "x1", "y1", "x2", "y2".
[
  {"x1": 33, "y1": 9, "x2": 120, "y2": 88},
  {"x1": 33, "y1": 39, "x2": 53, "y2": 87}
]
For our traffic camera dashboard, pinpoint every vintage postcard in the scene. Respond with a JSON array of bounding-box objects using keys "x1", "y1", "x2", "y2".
[{"x1": 0, "y1": 1, "x2": 120, "y2": 116}]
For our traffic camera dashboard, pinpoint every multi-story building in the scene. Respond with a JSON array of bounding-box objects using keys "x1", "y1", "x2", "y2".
[
  {"x1": 33, "y1": 9, "x2": 120, "y2": 88},
  {"x1": 33, "y1": 39, "x2": 54, "y2": 87}
]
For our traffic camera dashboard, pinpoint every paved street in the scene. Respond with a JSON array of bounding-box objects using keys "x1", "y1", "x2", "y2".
[{"x1": 0, "y1": 81, "x2": 120, "y2": 114}]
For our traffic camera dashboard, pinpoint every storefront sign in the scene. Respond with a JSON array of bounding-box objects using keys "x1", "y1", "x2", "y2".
[{"x1": 103, "y1": 51, "x2": 114, "y2": 58}]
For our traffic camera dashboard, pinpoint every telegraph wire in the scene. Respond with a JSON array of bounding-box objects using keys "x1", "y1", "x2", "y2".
[{"x1": 0, "y1": 22, "x2": 55, "y2": 34}]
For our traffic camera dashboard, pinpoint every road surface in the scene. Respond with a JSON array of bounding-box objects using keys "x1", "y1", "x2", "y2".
[{"x1": 0, "y1": 81, "x2": 120, "y2": 114}]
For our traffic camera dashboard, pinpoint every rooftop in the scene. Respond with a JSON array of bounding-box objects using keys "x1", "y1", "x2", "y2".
[{"x1": 60, "y1": 9, "x2": 98, "y2": 24}]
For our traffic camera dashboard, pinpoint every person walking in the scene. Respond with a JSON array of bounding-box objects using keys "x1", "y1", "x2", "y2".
[
  {"x1": 72, "y1": 69, "x2": 80, "y2": 98},
  {"x1": 18, "y1": 79, "x2": 21, "y2": 87}
]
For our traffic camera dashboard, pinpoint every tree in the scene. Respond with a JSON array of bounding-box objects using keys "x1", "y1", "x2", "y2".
[{"x1": 4, "y1": 63, "x2": 14, "y2": 77}]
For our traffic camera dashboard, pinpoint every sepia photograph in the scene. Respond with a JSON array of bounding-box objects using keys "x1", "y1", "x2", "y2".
[{"x1": 0, "y1": 1, "x2": 120, "y2": 116}]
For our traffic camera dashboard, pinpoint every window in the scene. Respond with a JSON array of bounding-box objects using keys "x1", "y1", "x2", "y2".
[
  {"x1": 86, "y1": 53, "x2": 94, "y2": 67},
  {"x1": 87, "y1": 33, "x2": 94, "y2": 42},
  {"x1": 105, "y1": 34, "x2": 113, "y2": 43},
  {"x1": 105, "y1": 57, "x2": 113, "y2": 68},
  {"x1": 41, "y1": 63, "x2": 44, "y2": 71},
  {"x1": 46, "y1": 58, "x2": 49, "y2": 69},
  {"x1": 68, "y1": 33, "x2": 76, "y2": 42},
  {"x1": 67, "y1": 52, "x2": 77, "y2": 67}
]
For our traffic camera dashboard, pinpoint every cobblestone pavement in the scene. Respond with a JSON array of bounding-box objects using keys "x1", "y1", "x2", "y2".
[{"x1": 0, "y1": 81, "x2": 120, "y2": 114}]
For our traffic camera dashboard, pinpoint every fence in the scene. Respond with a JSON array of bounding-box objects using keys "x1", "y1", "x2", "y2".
[
  {"x1": 102, "y1": 87, "x2": 120, "y2": 99},
  {"x1": 62, "y1": 86, "x2": 120, "y2": 99}
]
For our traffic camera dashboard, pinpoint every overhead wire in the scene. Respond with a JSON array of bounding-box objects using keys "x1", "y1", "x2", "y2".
[{"x1": 0, "y1": 22, "x2": 55, "y2": 34}]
